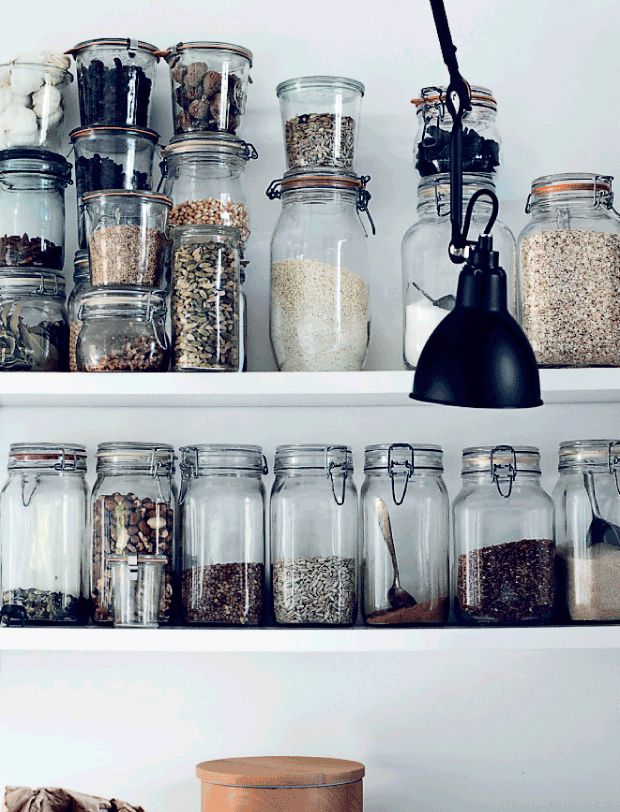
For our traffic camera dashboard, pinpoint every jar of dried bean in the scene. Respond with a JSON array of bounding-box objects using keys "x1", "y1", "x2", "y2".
[
  {"x1": 68, "y1": 249, "x2": 91, "y2": 372},
  {"x1": 90, "y1": 442, "x2": 177, "y2": 624},
  {"x1": 453, "y1": 445, "x2": 555, "y2": 625},
  {"x1": 179, "y1": 445, "x2": 267, "y2": 625},
  {"x1": 271, "y1": 445, "x2": 359, "y2": 626},
  {"x1": 518, "y1": 173, "x2": 620, "y2": 367}
]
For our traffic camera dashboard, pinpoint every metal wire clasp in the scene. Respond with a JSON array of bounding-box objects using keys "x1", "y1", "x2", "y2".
[
  {"x1": 179, "y1": 446, "x2": 199, "y2": 505},
  {"x1": 490, "y1": 444, "x2": 517, "y2": 499},
  {"x1": 356, "y1": 175, "x2": 376, "y2": 236},
  {"x1": 388, "y1": 443, "x2": 414, "y2": 506},
  {"x1": 325, "y1": 445, "x2": 349, "y2": 506},
  {"x1": 266, "y1": 178, "x2": 284, "y2": 200},
  {"x1": 149, "y1": 446, "x2": 173, "y2": 504},
  {"x1": 609, "y1": 442, "x2": 620, "y2": 496}
]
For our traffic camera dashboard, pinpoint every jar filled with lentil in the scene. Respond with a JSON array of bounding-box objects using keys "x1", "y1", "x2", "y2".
[
  {"x1": 518, "y1": 173, "x2": 620, "y2": 367},
  {"x1": 453, "y1": 445, "x2": 555, "y2": 625},
  {"x1": 68, "y1": 249, "x2": 92, "y2": 372}
]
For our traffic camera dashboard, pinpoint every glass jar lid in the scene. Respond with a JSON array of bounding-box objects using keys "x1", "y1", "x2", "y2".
[
  {"x1": 277, "y1": 75, "x2": 365, "y2": 98},
  {"x1": 73, "y1": 249, "x2": 90, "y2": 283},
  {"x1": 96, "y1": 442, "x2": 175, "y2": 474},
  {"x1": 171, "y1": 223, "x2": 241, "y2": 245},
  {"x1": 559, "y1": 439, "x2": 620, "y2": 471},
  {"x1": 364, "y1": 443, "x2": 443, "y2": 472},
  {"x1": 81, "y1": 189, "x2": 172, "y2": 207},
  {"x1": 462, "y1": 445, "x2": 540, "y2": 498},
  {"x1": 67, "y1": 38, "x2": 160, "y2": 57},
  {"x1": 160, "y1": 41, "x2": 253, "y2": 66},
  {"x1": 8, "y1": 443, "x2": 87, "y2": 472},
  {"x1": 70, "y1": 125, "x2": 159, "y2": 144},
  {"x1": 526, "y1": 173, "x2": 614, "y2": 212},
  {"x1": 411, "y1": 84, "x2": 496, "y2": 112},
  {"x1": 0, "y1": 269, "x2": 65, "y2": 298},
  {"x1": 180, "y1": 444, "x2": 267, "y2": 475},
  {"x1": 0, "y1": 148, "x2": 72, "y2": 184},
  {"x1": 418, "y1": 172, "x2": 496, "y2": 212},
  {"x1": 80, "y1": 287, "x2": 166, "y2": 319},
  {"x1": 162, "y1": 132, "x2": 258, "y2": 162},
  {"x1": 275, "y1": 444, "x2": 352, "y2": 506}
]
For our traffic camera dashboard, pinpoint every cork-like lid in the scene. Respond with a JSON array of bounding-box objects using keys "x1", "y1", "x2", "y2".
[{"x1": 196, "y1": 756, "x2": 365, "y2": 788}]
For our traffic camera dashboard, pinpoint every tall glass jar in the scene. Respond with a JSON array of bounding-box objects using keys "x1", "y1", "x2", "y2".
[
  {"x1": 518, "y1": 173, "x2": 620, "y2": 367},
  {"x1": 554, "y1": 440, "x2": 620, "y2": 622},
  {"x1": 90, "y1": 442, "x2": 177, "y2": 624},
  {"x1": 453, "y1": 445, "x2": 555, "y2": 625},
  {"x1": 271, "y1": 445, "x2": 358, "y2": 626},
  {"x1": 0, "y1": 444, "x2": 88, "y2": 626},
  {"x1": 268, "y1": 170, "x2": 374, "y2": 371},
  {"x1": 68, "y1": 249, "x2": 91, "y2": 372},
  {"x1": 362, "y1": 444, "x2": 449, "y2": 625},
  {"x1": 402, "y1": 173, "x2": 516, "y2": 368},
  {"x1": 180, "y1": 445, "x2": 267, "y2": 625}
]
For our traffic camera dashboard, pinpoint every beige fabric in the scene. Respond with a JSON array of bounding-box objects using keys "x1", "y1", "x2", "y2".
[{"x1": 4, "y1": 787, "x2": 145, "y2": 812}]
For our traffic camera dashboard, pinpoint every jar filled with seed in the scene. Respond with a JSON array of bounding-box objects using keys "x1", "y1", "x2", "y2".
[
  {"x1": 68, "y1": 249, "x2": 92, "y2": 371},
  {"x1": 90, "y1": 442, "x2": 177, "y2": 624},
  {"x1": 271, "y1": 445, "x2": 359, "y2": 626},
  {"x1": 240, "y1": 259, "x2": 248, "y2": 371}
]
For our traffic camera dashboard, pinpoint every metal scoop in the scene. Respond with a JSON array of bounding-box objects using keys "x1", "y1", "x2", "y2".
[
  {"x1": 376, "y1": 497, "x2": 417, "y2": 609},
  {"x1": 410, "y1": 279, "x2": 456, "y2": 311},
  {"x1": 584, "y1": 471, "x2": 620, "y2": 548}
]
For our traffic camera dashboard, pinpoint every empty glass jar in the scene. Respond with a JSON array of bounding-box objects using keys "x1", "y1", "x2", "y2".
[
  {"x1": 109, "y1": 554, "x2": 167, "y2": 627},
  {"x1": 68, "y1": 249, "x2": 91, "y2": 372}
]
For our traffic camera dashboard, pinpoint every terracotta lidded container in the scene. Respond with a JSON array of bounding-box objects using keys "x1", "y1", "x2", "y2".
[{"x1": 196, "y1": 756, "x2": 365, "y2": 811}]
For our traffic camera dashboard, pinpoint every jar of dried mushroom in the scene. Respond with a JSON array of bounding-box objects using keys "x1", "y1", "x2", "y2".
[
  {"x1": 453, "y1": 445, "x2": 555, "y2": 625},
  {"x1": 161, "y1": 133, "x2": 256, "y2": 249},
  {"x1": 554, "y1": 440, "x2": 620, "y2": 622},
  {"x1": 76, "y1": 287, "x2": 169, "y2": 372},
  {"x1": 271, "y1": 445, "x2": 359, "y2": 626},
  {"x1": 0, "y1": 148, "x2": 72, "y2": 269},
  {"x1": 0, "y1": 444, "x2": 88, "y2": 626},
  {"x1": 90, "y1": 442, "x2": 177, "y2": 624},
  {"x1": 68, "y1": 250, "x2": 92, "y2": 372},
  {"x1": 160, "y1": 41, "x2": 252, "y2": 135},
  {"x1": 518, "y1": 173, "x2": 620, "y2": 367},
  {"x1": 267, "y1": 170, "x2": 374, "y2": 371},
  {"x1": 180, "y1": 445, "x2": 267, "y2": 625},
  {"x1": 277, "y1": 76, "x2": 365, "y2": 171},
  {"x1": 83, "y1": 190, "x2": 172, "y2": 288},
  {"x1": 362, "y1": 444, "x2": 449, "y2": 625}
]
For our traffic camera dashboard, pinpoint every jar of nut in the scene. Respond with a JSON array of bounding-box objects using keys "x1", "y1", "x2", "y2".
[{"x1": 67, "y1": 249, "x2": 92, "y2": 372}]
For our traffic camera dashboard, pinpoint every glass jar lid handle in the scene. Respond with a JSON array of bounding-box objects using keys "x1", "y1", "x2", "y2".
[
  {"x1": 357, "y1": 176, "x2": 376, "y2": 237},
  {"x1": 179, "y1": 446, "x2": 199, "y2": 505},
  {"x1": 21, "y1": 473, "x2": 40, "y2": 507},
  {"x1": 609, "y1": 442, "x2": 620, "y2": 496},
  {"x1": 388, "y1": 443, "x2": 414, "y2": 506},
  {"x1": 490, "y1": 444, "x2": 517, "y2": 499},
  {"x1": 262, "y1": 454, "x2": 269, "y2": 475},
  {"x1": 326, "y1": 445, "x2": 349, "y2": 506},
  {"x1": 149, "y1": 447, "x2": 173, "y2": 504}
]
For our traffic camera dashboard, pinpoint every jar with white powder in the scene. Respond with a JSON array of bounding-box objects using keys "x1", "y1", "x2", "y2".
[{"x1": 267, "y1": 170, "x2": 374, "y2": 371}]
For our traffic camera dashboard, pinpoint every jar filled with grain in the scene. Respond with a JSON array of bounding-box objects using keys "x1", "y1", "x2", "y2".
[
  {"x1": 267, "y1": 170, "x2": 374, "y2": 371},
  {"x1": 67, "y1": 249, "x2": 92, "y2": 372},
  {"x1": 518, "y1": 173, "x2": 620, "y2": 367},
  {"x1": 271, "y1": 445, "x2": 359, "y2": 626}
]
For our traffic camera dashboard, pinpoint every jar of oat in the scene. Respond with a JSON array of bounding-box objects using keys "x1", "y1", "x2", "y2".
[
  {"x1": 90, "y1": 442, "x2": 177, "y2": 624},
  {"x1": 68, "y1": 249, "x2": 92, "y2": 372},
  {"x1": 161, "y1": 133, "x2": 256, "y2": 249},
  {"x1": 76, "y1": 287, "x2": 169, "y2": 372},
  {"x1": 267, "y1": 170, "x2": 374, "y2": 371},
  {"x1": 518, "y1": 173, "x2": 620, "y2": 367},
  {"x1": 271, "y1": 445, "x2": 359, "y2": 626}
]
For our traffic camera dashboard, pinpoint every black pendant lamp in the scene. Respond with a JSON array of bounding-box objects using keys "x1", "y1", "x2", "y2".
[{"x1": 410, "y1": 0, "x2": 542, "y2": 409}]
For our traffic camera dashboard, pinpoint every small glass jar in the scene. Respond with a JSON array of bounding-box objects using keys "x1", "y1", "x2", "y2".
[
  {"x1": 412, "y1": 85, "x2": 500, "y2": 176},
  {"x1": 276, "y1": 76, "x2": 365, "y2": 171},
  {"x1": 362, "y1": 444, "x2": 450, "y2": 625},
  {"x1": 453, "y1": 445, "x2": 555, "y2": 625},
  {"x1": 76, "y1": 287, "x2": 169, "y2": 372},
  {"x1": 402, "y1": 173, "x2": 516, "y2": 368},
  {"x1": 67, "y1": 38, "x2": 159, "y2": 127},
  {"x1": 171, "y1": 224, "x2": 241, "y2": 371},
  {"x1": 518, "y1": 173, "x2": 620, "y2": 367},
  {"x1": 0, "y1": 444, "x2": 88, "y2": 626},
  {"x1": 0, "y1": 269, "x2": 68, "y2": 371},
  {"x1": 0, "y1": 148, "x2": 72, "y2": 269},
  {"x1": 179, "y1": 445, "x2": 267, "y2": 625},
  {"x1": 71, "y1": 125, "x2": 159, "y2": 248},
  {"x1": 68, "y1": 249, "x2": 92, "y2": 372},
  {"x1": 161, "y1": 41, "x2": 253, "y2": 135},
  {"x1": 109, "y1": 554, "x2": 167, "y2": 628},
  {"x1": 90, "y1": 442, "x2": 177, "y2": 624},
  {"x1": 83, "y1": 190, "x2": 172, "y2": 288},
  {"x1": 162, "y1": 133, "x2": 257, "y2": 249},
  {"x1": 554, "y1": 440, "x2": 620, "y2": 622},
  {"x1": 271, "y1": 445, "x2": 358, "y2": 626},
  {"x1": 268, "y1": 170, "x2": 374, "y2": 371}
]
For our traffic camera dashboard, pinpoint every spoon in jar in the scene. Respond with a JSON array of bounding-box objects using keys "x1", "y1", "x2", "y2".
[
  {"x1": 409, "y1": 279, "x2": 456, "y2": 311},
  {"x1": 584, "y1": 471, "x2": 620, "y2": 548},
  {"x1": 376, "y1": 497, "x2": 417, "y2": 609}
]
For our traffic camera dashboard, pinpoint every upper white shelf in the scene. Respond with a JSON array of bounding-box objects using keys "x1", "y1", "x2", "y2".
[{"x1": 0, "y1": 368, "x2": 617, "y2": 408}]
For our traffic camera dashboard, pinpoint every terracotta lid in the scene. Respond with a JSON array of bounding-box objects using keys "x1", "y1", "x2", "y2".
[{"x1": 196, "y1": 757, "x2": 365, "y2": 788}]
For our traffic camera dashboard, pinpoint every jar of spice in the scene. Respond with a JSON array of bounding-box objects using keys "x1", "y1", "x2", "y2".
[
  {"x1": 179, "y1": 445, "x2": 267, "y2": 625},
  {"x1": 271, "y1": 445, "x2": 358, "y2": 626},
  {"x1": 362, "y1": 444, "x2": 450, "y2": 625},
  {"x1": 554, "y1": 440, "x2": 620, "y2": 622},
  {"x1": 518, "y1": 173, "x2": 620, "y2": 367},
  {"x1": 267, "y1": 170, "x2": 374, "y2": 371},
  {"x1": 453, "y1": 445, "x2": 555, "y2": 625},
  {"x1": 68, "y1": 250, "x2": 92, "y2": 372},
  {"x1": 0, "y1": 444, "x2": 88, "y2": 626},
  {"x1": 90, "y1": 442, "x2": 177, "y2": 624}
]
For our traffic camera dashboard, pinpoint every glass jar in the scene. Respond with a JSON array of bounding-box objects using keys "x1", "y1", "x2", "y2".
[
  {"x1": 0, "y1": 148, "x2": 71, "y2": 269},
  {"x1": 68, "y1": 249, "x2": 92, "y2": 372},
  {"x1": 171, "y1": 224, "x2": 241, "y2": 371},
  {"x1": 179, "y1": 445, "x2": 267, "y2": 625},
  {"x1": 518, "y1": 173, "x2": 620, "y2": 367},
  {"x1": 0, "y1": 444, "x2": 88, "y2": 626},
  {"x1": 162, "y1": 133, "x2": 256, "y2": 249},
  {"x1": 453, "y1": 445, "x2": 555, "y2": 625},
  {"x1": 161, "y1": 41, "x2": 253, "y2": 135},
  {"x1": 554, "y1": 440, "x2": 620, "y2": 622},
  {"x1": 71, "y1": 125, "x2": 159, "y2": 248},
  {"x1": 109, "y1": 554, "x2": 167, "y2": 627},
  {"x1": 362, "y1": 444, "x2": 449, "y2": 625},
  {"x1": 83, "y1": 190, "x2": 172, "y2": 288},
  {"x1": 0, "y1": 269, "x2": 68, "y2": 370},
  {"x1": 271, "y1": 445, "x2": 358, "y2": 626},
  {"x1": 90, "y1": 442, "x2": 177, "y2": 624},
  {"x1": 276, "y1": 76, "x2": 365, "y2": 171},
  {"x1": 268, "y1": 170, "x2": 374, "y2": 371},
  {"x1": 402, "y1": 173, "x2": 516, "y2": 368},
  {"x1": 412, "y1": 85, "x2": 500, "y2": 176},
  {"x1": 76, "y1": 287, "x2": 169, "y2": 372},
  {"x1": 67, "y1": 38, "x2": 159, "y2": 127}
]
